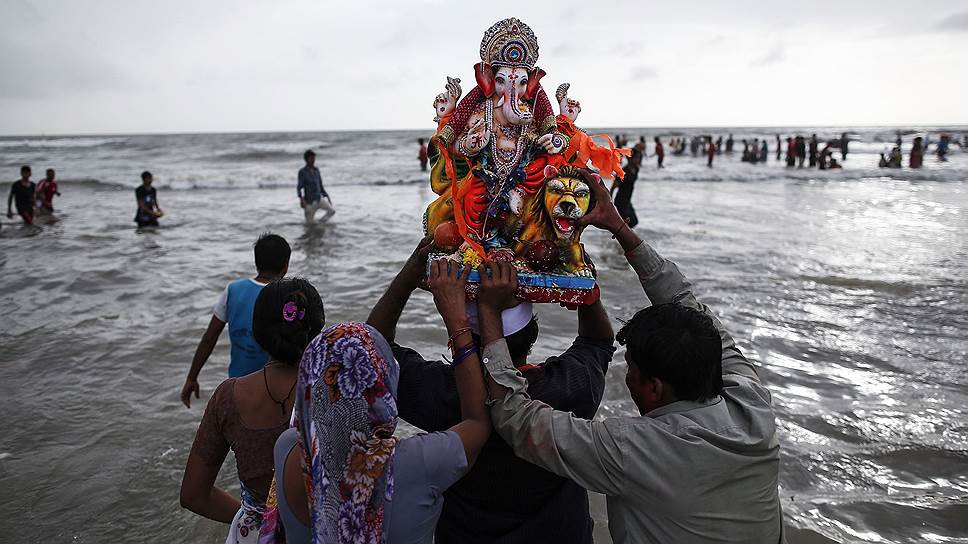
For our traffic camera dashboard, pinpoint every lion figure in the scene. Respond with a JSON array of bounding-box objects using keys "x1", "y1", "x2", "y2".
[{"x1": 514, "y1": 164, "x2": 594, "y2": 277}]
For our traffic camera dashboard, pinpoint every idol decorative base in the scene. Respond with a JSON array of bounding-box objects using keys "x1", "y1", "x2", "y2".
[{"x1": 426, "y1": 253, "x2": 599, "y2": 306}]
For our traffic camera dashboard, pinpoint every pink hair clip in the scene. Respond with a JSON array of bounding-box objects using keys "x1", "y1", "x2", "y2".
[{"x1": 282, "y1": 301, "x2": 305, "y2": 322}]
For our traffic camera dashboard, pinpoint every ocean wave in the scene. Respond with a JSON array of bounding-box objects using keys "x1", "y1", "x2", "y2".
[
  {"x1": 0, "y1": 137, "x2": 128, "y2": 149},
  {"x1": 60, "y1": 178, "x2": 130, "y2": 190},
  {"x1": 152, "y1": 177, "x2": 427, "y2": 190}
]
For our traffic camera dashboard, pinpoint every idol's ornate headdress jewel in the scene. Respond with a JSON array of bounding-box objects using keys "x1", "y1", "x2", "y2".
[
  {"x1": 479, "y1": 17, "x2": 539, "y2": 69},
  {"x1": 474, "y1": 17, "x2": 545, "y2": 101}
]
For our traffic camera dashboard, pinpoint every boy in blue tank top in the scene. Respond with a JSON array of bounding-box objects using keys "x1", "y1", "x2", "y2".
[{"x1": 180, "y1": 233, "x2": 292, "y2": 408}]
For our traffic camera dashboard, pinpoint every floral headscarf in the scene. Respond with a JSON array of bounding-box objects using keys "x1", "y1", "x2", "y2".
[{"x1": 295, "y1": 322, "x2": 400, "y2": 544}]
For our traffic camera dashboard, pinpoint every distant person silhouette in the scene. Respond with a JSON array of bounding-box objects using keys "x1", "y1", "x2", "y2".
[
  {"x1": 726, "y1": 133, "x2": 734, "y2": 153},
  {"x1": 795, "y1": 136, "x2": 806, "y2": 168},
  {"x1": 7, "y1": 165, "x2": 35, "y2": 225},
  {"x1": 785, "y1": 138, "x2": 796, "y2": 167},
  {"x1": 418, "y1": 138, "x2": 429, "y2": 171},
  {"x1": 298, "y1": 150, "x2": 335, "y2": 223},
  {"x1": 937, "y1": 135, "x2": 951, "y2": 161},
  {"x1": 654, "y1": 137, "x2": 665, "y2": 169},
  {"x1": 35, "y1": 168, "x2": 61, "y2": 215},
  {"x1": 910, "y1": 137, "x2": 924, "y2": 168},
  {"x1": 614, "y1": 161, "x2": 639, "y2": 228},
  {"x1": 808, "y1": 134, "x2": 819, "y2": 167},
  {"x1": 819, "y1": 144, "x2": 832, "y2": 170},
  {"x1": 840, "y1": 132, "x2": 849, "y2": 160},
  {"x1": 775, "y1": 135, "x2": 782, "y2": 161},
  {"x1": 134, "y1": 171, "x2": 163, "y2": 227}
]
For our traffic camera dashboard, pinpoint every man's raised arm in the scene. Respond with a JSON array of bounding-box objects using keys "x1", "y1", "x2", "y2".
[{"x1": 578, "y1": 177, "x2": 757, "y2": 381}]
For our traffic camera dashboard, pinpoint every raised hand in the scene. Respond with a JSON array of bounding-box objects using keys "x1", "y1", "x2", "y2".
[
  {"x1": 427, "y1": 258, "x2": 471, "y2": 330},
  {"x1": 477, "y1": 261, "x2": 520, "y2": 312},
  {"x1": 398, "y1": 236, "x2": 435, "y2": 291},
  {"x1": 577, "y1": 173, "x2": 626, "y2": 233}
]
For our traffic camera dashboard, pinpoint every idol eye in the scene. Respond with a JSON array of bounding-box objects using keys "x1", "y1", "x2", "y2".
[
  {"x1": 575, "y1": 189, "x2": 589, "y2": 197},
  {"x1": 496, "y1": 77, "x2": 505, "y2": 85}
]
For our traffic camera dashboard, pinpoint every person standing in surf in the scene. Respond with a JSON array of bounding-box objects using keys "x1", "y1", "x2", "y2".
[
  {"x1": 35, "y1": 168, "x2": 61, "y2": 215},
  {"x1": 297, "y1": 149, "x2": 335, "y2": 224},
  {"x1": 134, "y1": 171, "x2": 163, "y2": 227},
  {"x1": 418, "y1": 137, "x2": 429, "y2": 171},
  {"x1": 7, "y1": 165, "x2": 35, "y2": 225},
  {"x1": 808, "y1": 134, "x2": 819, "y2": 167},
  {"x1": 180, "y1": 233, "x2": 292, "y2": 408},
  {"x1": 910, "y1": 137, "x2": 924, "y2": 168}
]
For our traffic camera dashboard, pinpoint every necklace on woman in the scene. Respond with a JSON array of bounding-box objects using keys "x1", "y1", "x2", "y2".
[{"x1": 263, "y1": 362, "x2": 296, "y2": 418}]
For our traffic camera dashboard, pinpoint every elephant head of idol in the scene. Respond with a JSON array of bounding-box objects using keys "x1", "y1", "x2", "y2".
[{"x1": 437, "y1": 18, "x2": 557, "y2": 147}]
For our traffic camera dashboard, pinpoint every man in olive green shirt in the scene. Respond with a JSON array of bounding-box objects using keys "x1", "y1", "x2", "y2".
[{"x1": 474, "y1": 177, "x2": 784, "y2": 544}]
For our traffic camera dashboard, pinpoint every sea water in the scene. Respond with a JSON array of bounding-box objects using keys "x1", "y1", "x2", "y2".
[{"x1": 1, "y1": 127, "x2": 966, "y2": 543}]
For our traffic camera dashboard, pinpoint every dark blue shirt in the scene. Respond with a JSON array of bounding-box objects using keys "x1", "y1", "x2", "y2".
[{"x1": 297, "y1": 166, "x2": 327, "y2": 203}]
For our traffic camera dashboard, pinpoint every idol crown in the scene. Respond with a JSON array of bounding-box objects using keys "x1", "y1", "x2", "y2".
[{"x1": 479, "y1": 17, "x2": 539, "y2": 69}]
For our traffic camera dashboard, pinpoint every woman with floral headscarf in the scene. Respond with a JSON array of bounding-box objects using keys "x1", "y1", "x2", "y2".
[{"x1": 267, "y1": 261, "x2": 490, "y2": 543}]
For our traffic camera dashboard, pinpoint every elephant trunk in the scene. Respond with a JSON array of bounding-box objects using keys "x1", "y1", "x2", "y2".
[{"x1": 501, "y1": 87, "x2": 534, "y2": 126}]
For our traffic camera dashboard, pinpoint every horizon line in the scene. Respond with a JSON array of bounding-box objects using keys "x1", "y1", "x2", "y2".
[{"x1": 3, "y1": 123, "x2": 967, "y2": 139}]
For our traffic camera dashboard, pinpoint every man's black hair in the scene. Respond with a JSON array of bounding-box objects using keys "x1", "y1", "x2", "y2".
[
  {"x1": 254, "y1": 232, "x2": 291, "y2": 275},
  {"x1": 46, "y1": 168, "x2": 54, "y2": 175},
  {"x1": 617, "y1": 303, "x2": 723, "y2": 402},
  {"x1": 20, "y1": 165, "x2": 30, "y2": 174},
  {"x1": 472, "y1": 316, "x2": 539, "y2": 364},
  {"x1": 303, "y1": 149, "x2": 315, "y2": 162},
  {"x1": 141, "y1": 170, "x2": 152, "y2": 181}
]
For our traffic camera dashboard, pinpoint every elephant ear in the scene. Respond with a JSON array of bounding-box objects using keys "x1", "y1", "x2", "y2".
[
  {"x1": 474, "y1": 62, "x2": 495, "y2": 98},
  {"x1": 543, "y1": 164, "x2": 559, "y2": 180},
  {"x1": 524, "y1": 67, "x2": 546, "y2": 101}
]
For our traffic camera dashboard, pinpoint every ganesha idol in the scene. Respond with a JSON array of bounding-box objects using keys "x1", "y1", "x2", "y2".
[{"x1": 423, "y1": 17, "x2": 630, "y2": 305}]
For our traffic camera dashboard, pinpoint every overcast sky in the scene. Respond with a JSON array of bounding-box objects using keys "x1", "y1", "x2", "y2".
[{"x1": 1, "y1": 0, "x2": 966, "y2": 135}]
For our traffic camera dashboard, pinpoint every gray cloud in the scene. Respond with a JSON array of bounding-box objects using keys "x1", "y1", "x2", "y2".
[
  {"x1": 936, "y1": 11, "x2": 968, "y2": 31},
  {"x1": 627, "y1": 65, "x2": 658, "y2": 82},
  {"x1": 0, "y1": 38, "x2": 138, "y2": 99},
  {"x1": 750, "y1": 45, "x2": 785, "y2": 67}
]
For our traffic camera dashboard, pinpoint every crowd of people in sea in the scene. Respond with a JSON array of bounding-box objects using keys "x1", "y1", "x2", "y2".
[
  {"x1": 610, "y1": 131, "x2": 963, "y2": 172},
  {"x1": 4, "y1": 132, "x2": 963, "y2": 231},
  {"x1": 1, "y1": 128, "x2": 965, "y2": 542}
]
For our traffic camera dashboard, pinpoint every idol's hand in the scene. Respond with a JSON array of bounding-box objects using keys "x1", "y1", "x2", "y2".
[
  {"x1": 465, "y1": 118, "x2": 490, "y2": 154},
  {"x1": 446, "y1": 76, "x2": 462, "y2": 101},
  {"x1": 477, "y1": 261, "x2": 519, "y2": 312},
  {"x1": 577, "y1": 174, "x2": 626, "y2": 234},
  {"x1": 537, "y1": 132, "x2": 566, "y2": 154},
  {"x1": 427, "y1": 258, "x2": 471, "y2": 331},
  {"x1": 399, "y1": 236, "x2": 434, "y2": 291}
]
